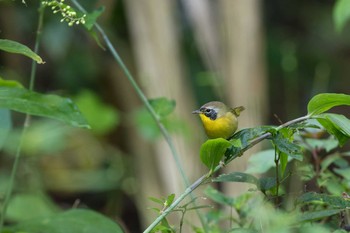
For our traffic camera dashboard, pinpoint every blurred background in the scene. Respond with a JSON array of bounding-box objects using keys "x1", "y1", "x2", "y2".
[{"x1": 0, "y1": 0, "x2": 350, "y2": 232}]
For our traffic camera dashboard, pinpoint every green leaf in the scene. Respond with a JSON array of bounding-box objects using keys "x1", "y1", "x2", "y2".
[
  {"x1": 0, "y1": 78, "x2": 23, "y2": 88},
  {"x1": 204, "y1": 186, "x2": 234, "y2": 206},
  {"x1": 0, "y1": 39, "x2": 44, "y2": 64},
  {"x1": 298, "y1": 209, "x2": 343, "y2": 222},
  {"x1": 164, "y1": 193, "x2": 175, "y2": 207},
  {"x1": 213, "y1": 172, "x2": 258, "y2": 185},
  {"x1": 229, "y1": 126, "x2": 272, "y2": 148},
  {"x1": 84, "y1": 6, "x2": 105, "y2": 30},
  {"x1": 74, "y1": 90, "x2": 118, "y2": 135},
  {"x1": 333, "y1": 0, "x2": 350, "y2": 33},
  {"x1": 297, "y1": 192, "x2": 350, "y2": 208},
  {"x1": 316, "y1": 113, "x2": 350, "y2": 146},
  {"x1": 272, "y1": 131, "x2": 302, "y2": 160},
  {"x1": 334, "y1": 167, "x2": 350, "y2": 180},
  {"x1": 0, "y1": 87, "x2": 89, "y2": 128},
  {"x1": 10, "y1": 209, "x2": 124, "y2": 233},
  {"x1": 200, "y1": 138, "x2": 232, "y2": 172},
  {"x1": 149, "y1": 97, "x2": 176, "y2": 118},
  {"x1": 307, "y1": 93, "x2": 350, "y2": 116},
  {"x1": 257, "y1": 177, "x2": 277, "y2": 192},
  {"x1": 6, "y1": 193, "x2": 60, "y2": 222},
  {"x1": 279, "y1": 152, "x2": 288, "y2": 176}
]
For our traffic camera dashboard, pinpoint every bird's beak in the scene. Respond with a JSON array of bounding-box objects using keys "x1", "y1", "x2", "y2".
[{"x1": 192, "y1": 109, "x2": 201, "y2": 114}]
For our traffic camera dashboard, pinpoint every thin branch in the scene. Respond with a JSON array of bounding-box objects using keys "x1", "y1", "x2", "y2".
[
  {"x1": 143, "y1": 114, "x2": 311, "y2": 232},
  {"x1": 0, "y1": 4, "x2": 45, "y2": 232}
]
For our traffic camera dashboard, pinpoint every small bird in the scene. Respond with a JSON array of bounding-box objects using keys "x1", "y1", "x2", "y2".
[{"x1": 192, "y1": 101, "x2": 245, "y2": 139}]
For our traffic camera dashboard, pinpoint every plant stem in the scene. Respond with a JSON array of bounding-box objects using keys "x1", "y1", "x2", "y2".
[
  {"x1": 0, "y1": 4, "x2": 45, "y2": 232},
  {"x1": 274, "y1": 149, "x2": 280, "y2": 206},
  {"x1": 143, "y1": 114, "x2": 311, "y2": 232},
  {"x1": 69, "y1": 0, "x2": 189, "y2": 188}
]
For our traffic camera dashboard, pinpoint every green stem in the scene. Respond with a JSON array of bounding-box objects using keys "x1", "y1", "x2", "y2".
[
  {"x1": 69, "y1": 0, "x2": 189, "y2": 188},
  {"x1": 274, "y1": 149, "x2": 280, "y2": 205},
  {"x1": 0, "y1": 4, "x2": 45, "y2": 232}
]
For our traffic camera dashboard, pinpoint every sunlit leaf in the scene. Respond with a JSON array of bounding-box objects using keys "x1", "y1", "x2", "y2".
[
  {"x1": 0, "y1": 39, "x2": 44, "y2": 64},
  {"x1": 307, "y1": 93, "x2": 350, "y2": 116},
  {"x1": 0, "y1": 87, "x2": 89, "y2": 128},
  {"x1": 333, "y1": 0, "x2": 350, "y2": 32},
  {"x1": 164, "y1": 193, "x2": 175, "y2": 207},
  {"x1": 213, "y1": 172, "x2": 258, "y2": 185},
  {"x1": 200, "y1": 138, "x2": 231, "y2": 172},
  {"x1": 9, "y1": 209, "x2": 124, "y2": 233}
]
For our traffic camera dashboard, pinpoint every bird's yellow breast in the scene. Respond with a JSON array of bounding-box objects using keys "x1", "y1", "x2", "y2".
[{"x1": 199, "y1": 112, "x2": 238, "y2": 139}]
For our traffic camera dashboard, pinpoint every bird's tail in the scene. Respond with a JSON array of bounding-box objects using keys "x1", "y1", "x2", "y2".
[{"x1": 231, "y1": 106, "x2": 245, "y2": 117}]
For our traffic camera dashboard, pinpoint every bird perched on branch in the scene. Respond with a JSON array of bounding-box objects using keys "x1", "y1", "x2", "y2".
[{"x1": 192, "y1": 101, "x2": 245, "y2": 139}]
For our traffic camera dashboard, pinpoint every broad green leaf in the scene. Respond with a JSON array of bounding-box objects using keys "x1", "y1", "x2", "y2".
[
  {"x1": 316, "y1": 113, "x2": 350, "y2": 146},
  {"x1": 229, "y1": 126, "x2": 272, "y2": 148},
  {"x1": 279, "y1": 152, "x2": 288, "y2": 176},
  {"x1": 204, "y1": 186, "x2": 234, "y2": 206},
  {"x1": 298, "y1": 209, "x2": 343, "y2": 222},
  {"x1": 334, "y1": 167, "x2": 350, "y2": 180},
  {"x1": 149, "y1": 97, "x2": 176, "y2": 118},
  {"x1": 0, "y1": 87, "x2": 89, "y2": 128},
  {"x1": 0, "y1": 108, "x2": 11, "y2": 150},
  {"x1": 200, "y1": 138, "x2": 231, "y2": 172},
  {"x1": 9, "y1": 209, "x2": 124, "y2": 233},
  {"x1": 333, "y1": 0, "x2": 350, "y2": 32},
  {"x1": 84, "y1": 6, "x2": 105, "y2": 30},
  {"x1": 6, "y1": 193, "x2": 60, "y2": 222},
  {"x1": 0, "y1": 39, "x2": 44, "y2": 64},
  {"x1": 74, "y1": 90, "x2": 119, "y2": 135},
  {"x1": 0, "y1": 78, "x2": 23, "y2": 88},
  {"x1": 213, "y1": 172, "x2": 258, "y2": 185},
  {"x1": 307, "y1": 93, "x2": 350, "y2": 116},
  {"x1": 297, "y1": 192, "x2": 350, "y2": 208}
]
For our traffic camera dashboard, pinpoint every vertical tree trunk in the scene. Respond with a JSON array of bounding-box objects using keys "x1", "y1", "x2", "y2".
[
  {"x1": 219, "y1": 0, "x2": 267, "y2": 195},
  {"x1": 123, "y1": 0, "x2": 204, "y2": 229}
]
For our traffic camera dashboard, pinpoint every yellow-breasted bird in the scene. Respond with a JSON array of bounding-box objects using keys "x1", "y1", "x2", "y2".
[{"x1": 192, "y1": 101, "x2": 245, "y2": 139}]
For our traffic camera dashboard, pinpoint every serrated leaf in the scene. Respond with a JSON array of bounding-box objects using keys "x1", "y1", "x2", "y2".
[
  {"x1": 84, "y1": 6, "x2": 105, "y2": 30},
  {"x1": 9, "y1": 209, "x2": 124, "y2": 233},
  {"x1": 0, "y1": 39, "x2": 44, "y2": 64},
  {"x1": 200, "y1": 138, "x2": 231, "y2": 172},
  {"x1": 333, "y1": 0, "x2": 350, "y2": 33},
  {"x1": 213, "y1": 172, "x2": 258, "y2": 185},
  {"x1": 307, "y1": 93, "x2": 350, "y2": 116},
  {"x1": 149, "y1": 97, "x2": 176, "y2": 118},
  {"x1": 0, "y1": 87, "x2": 89, "y2": 128}
]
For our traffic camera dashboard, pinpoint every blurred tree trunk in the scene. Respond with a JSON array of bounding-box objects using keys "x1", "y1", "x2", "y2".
[
  {"x1": 219, "y1": 0, "x2": 267, "y2": 195},
  {"x1": 123, "y1": 0, "x2": 204, "y2": 229}
]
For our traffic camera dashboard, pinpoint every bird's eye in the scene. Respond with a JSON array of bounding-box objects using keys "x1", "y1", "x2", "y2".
[{"x1": 205, "y1": 109, "x2": 211, "y2": 113}]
